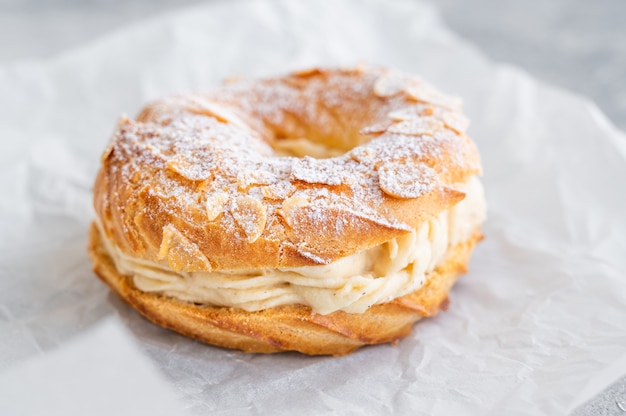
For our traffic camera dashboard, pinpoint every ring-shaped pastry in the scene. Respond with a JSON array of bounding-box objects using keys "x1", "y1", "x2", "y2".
[{"x1": 89, "y1": 66, "x2": 486, "y2": 355}]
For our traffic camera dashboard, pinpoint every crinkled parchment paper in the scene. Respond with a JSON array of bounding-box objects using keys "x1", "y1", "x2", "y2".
[
  {"x1": 1, "y1": 0, "x2": 625, "y2": 414},
  {"x1": 0, "y1": 318, "x2": 186, "y2": 415}
]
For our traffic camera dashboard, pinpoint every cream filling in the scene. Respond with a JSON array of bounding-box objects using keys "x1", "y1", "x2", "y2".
[{"x1": 100, "y1": 177, "x2": 485, "y2": 315}]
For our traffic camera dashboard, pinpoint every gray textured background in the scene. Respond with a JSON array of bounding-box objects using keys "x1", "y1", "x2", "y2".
[{"x1": 1, "y1": 0, "x2": 625, "y2": 413}]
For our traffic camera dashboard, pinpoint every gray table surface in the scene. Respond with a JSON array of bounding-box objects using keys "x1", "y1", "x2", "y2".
[{"x1": 1, "y1": 0, "x2": 625, "y2": 413}]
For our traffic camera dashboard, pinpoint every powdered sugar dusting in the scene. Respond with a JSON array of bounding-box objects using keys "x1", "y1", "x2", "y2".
[
  {"x1": 237, "y1": 168, "x2": 276, "y2": 191},
  {"x1": 378, "y1": 160, "x2": 438, "y2": 199},
  {"x1": 386, "y1": 117, "x2": 444, "y2": 136},
  {"x1": 291, "y1": 156, "x2": 353, "y2": 186},
  {"x1": 262, "y1": 183, "x2": 296, "y2": 200},
  {"x1": 167, "y1": 154, "x2": 213, "y2": 181},
  {"x1": 102, "y1": 66, "x2": 478, "y2": 268}
]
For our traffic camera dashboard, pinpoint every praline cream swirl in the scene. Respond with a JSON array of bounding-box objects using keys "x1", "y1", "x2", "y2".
[{"x1": 98, "y1": 177, "x2": 485, "y2": 315}]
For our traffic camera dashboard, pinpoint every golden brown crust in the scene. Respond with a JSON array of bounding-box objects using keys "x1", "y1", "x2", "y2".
[
  {"x1": 93, "y1": 66, "x2": 481, "y2": 272},
  {"x1": 89, "y1": 222, "x2": 481, "y2": 356}
]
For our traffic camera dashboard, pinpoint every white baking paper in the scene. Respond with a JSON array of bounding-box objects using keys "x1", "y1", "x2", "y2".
[
  {"x1": 0, "y1": 318, "x2": 187, "y2": 415},
  {"x1": 1, "y1": 0, "x2": 625, "y2": 414}
]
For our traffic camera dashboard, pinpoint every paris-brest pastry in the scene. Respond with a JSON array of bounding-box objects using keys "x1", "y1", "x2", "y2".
[{"x1": 88, "y1": 66, "x2": 486, "y2": 355}]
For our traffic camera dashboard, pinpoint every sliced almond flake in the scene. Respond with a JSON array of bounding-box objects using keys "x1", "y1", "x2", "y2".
[
  {"x1": 188, "y1": 97, "x2": 240, "y2": 123},
  {"x1": 373, "y1": 71, "x2": 413, "y2": 97},
  {"x1": 359, "y1": 121, "x2": 391, "y2": 135},
  {"x1": 158, "y1": 224, "x2": 212, "y2": 272},
  {"x1": 442, "y1": 111, "x2": 470, "y2": 134},
  {"x1": 277, "y1": 195, "x2": 310, "y2": 226},
  {"x1": 387, "y1": 106, "x2": 438, "y2": 121},
  {"x1": 101, "y1": 139, "x2": 115, "y2": 162},
  {"x1": 405, "y1": 81, "x2": 463, "y2": 110},
  {"x1": 231, "y1": 195, "x2": 267, "y2": 243},
  {"x1": 296, "y1": 247, "x2": 330, "y2": 265},
  {"x1": 387, "y1": 107, "x2": 417, "y2": 122},
  {"x1": 237, "y1": 169, "x2": 276, "y2": 191},
  {"x1": 205, "y1": 192, "x2": 229, "y2": 221},
  {"x1": 386, "y1": 117, "x2": 444, "y2": 136},
  {"x1": 261, "y1": 183, "x2": 295, "y2": 200},
  {"x1": 166, "y1": 154, "x2": 212, "y2": 181},
  {"x1": 377, "y1": 160, "x2": 438, "y2": 199}
]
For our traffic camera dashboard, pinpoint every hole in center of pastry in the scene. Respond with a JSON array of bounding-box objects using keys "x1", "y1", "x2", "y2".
[{"x1": 271, "y1": 136, "x2": 347, "y2": 159}]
